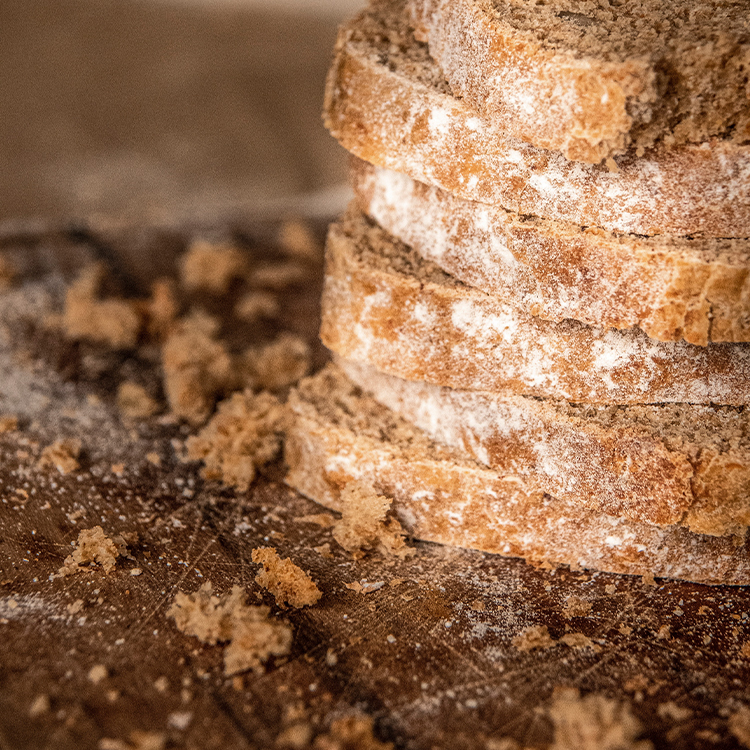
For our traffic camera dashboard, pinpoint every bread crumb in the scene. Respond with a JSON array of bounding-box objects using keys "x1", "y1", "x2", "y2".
[
  {"x1": 314, "y1": 543, "x2": 333, "y2": 559},
  {"x1": 640, "y1": 573, "x2": 657, "y2": 587},
  {"x1": 250, "y1": 262, "x2": 307, "y2": 290},
  {"x1": 167, "y1": 582, "x2": 292, "y2": 675},
  {"x1": 624, "y1": 676, "x2": 649, "y2": 694},
  {"x1": 657, "y1": 702, "x2": 692, "y2": 722},
  {"x1": 235, "y1": 291, "x2": 280, "y2": 321},
  {"x1": 276, "y1": 722, "x2": 314, "y2": 749},
  {"x1": 144, "y1": 278, "x2": 179, "y2": 339},
  {"x1": 512, "y1": 625, "x2": 555, "y2": 651},
  {"x1": 117, "y1": 382, "x2": 159, "y2": 421},
  {"x1": 313, "y1": 715, "x2": 393, "y2": 750},
  {"x1": 740, "y1": 641, "x2": 750, "y2": 658},
  {"x1": 161, "y1": 311, "x2": 235, "y2": 425},
  {"x1": 38, "y1": 438, "x2": 81, "y2": 474},
  {"x1": 88, "y1": 664, "x2": 108, "y2": 684},
  {"x1": 332, "y1": 481, "x2": 411, "y2": 558},
  {"x1": 99, "y1": 731, "x2": 166, "y2": 750},
  {"x1": 58, "y1": 526, "x2": 129, "y2": 576},
  {"x1": 153, "y1": 676, "x2": 168, "y2": 693},
  {"x1": 242, "y1": 333, "x2": 310, "y2": 391},
  {"x1": 562, "y1": 595, "x2": 592, "y2": 618},
  {"x1": 0, "y1": 415, "x2": 18, "y2": 433},
  {"x1": 185, "y1": 390, "x2": 285, "y2": 491},
  {"x1": 63, "y1": 264, "x2": 141, "y2": 349},
  {"x1": 278, "y1": 219, "x2": 321, "y2": 261},
  {"x1": 179, "y1": 239, "x2": 247, "y2": 294},
  {"x1": 28, "y1": 694, "x2": 50, "y2": 717},
  {"x1": 605, "y1": 584, "x2": 616, "y2": 595},
  {"x1": 251, "y1": 547, "x2": 322, "y2": 608},
  {"x1": 0, "y1": 252, "x2": 16, "y2": 290},
  {"x1": 470, "y1": 599, "x2": 486, "y2": 612},
  {"x1": 344, "y1": 580, "x2": 385, "y2": 594},
  {"x1": 146, "y1": 452, "x2": 161, "y2": 467},
  {"x1": 67, "y1": 599, "x2": 84, "y2": 615},
  {"x1": 295, "y1": 513, "x2": 336, "y2": 528},
  {"x1": 548, "y1": 688, "x2": 652, "y2": 750},
  {"x1": 111, "y1": 463, "x2": 125, "y2": 476},
  {"x1": 559, "y1": 633, "x2": 598, "y2": 650},
  {"x1": 730, "y1": 705, "x2": 750, "y2": 748},
  {"x1": 656, "y1": 625, "x2": 671, "y2": 640},
  {"x1": 485, "y1": 739, "x2": 522, "y2": 750}
]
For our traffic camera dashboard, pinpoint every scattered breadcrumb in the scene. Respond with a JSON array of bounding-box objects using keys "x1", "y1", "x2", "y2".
[
  {"x1": 89, "y1": 664, "x2": 108, "y2": 684},
  {"x1": 332, "y1": 481, "x2": 411, "y2": 559},
  {"x1": 0, "y1": 415, "x2": 18, "y2": 433},
  {"x1": 250, "y1": 262, "x2": 307, "y2": 290},
  {"x1": 656, "y1": 624, "x2": 671, "y2": 640},
  {"x1": 344, "y1": 580, "x2": 385, "y2": 594},
  {"x1": 98, "y1": 731, "x2": 166, "y2": 750},
  {"x1": 314, "y1": 543, "x2": 333, "y2": 559},
  {"x1": 63, "y1": 264, "x2": 142, "y2": 349},
  {"x1": 295, "y1": 513, "x2": 336, "y2": 528},
  {"x1": 117, "y1": 382, "x2": 159, "y2": 421},
  {"x1": 278, "y1": 218, "x2": 321, "y2": 261},
  {"x1": 235, "y1": 291, "x2": 280, "y2": 321},
  {"x1": 252, "y1": 547, "x2": 321, "y2": 608},
  {"x1": 562, "y1": 595, "x2": 592, "y2": 618},
  {"x1": 558, "y1": 633, "x2": 599, "y2": 651},
  {"x1": 277, "y1": 723, "x2": 313, "y2": 749},
  {"x1": 640, "y1": 573, "x2": 657, "y2": 587},
  {"x1": 153, "y1": 676, "x2": 168, "y2": 693},
  {"x1": 167, "y1": 582, "x2": 292, "y2": 675},
  {"x1": 38, "y1": 438, "x2": 81, "y2": 474},
  {"x1": 242, "y1": 333, "x2": 311, "y2": 391},
  {"x1": 730, "y1": 705, "x2": 750, "y2": 748},
  {"x1": 657, "y1": 702, "x2": 693, "y2": 722},
  {"x1": 146, "y1": 452, "x2": 161, "y2": 467},
  {"x1": 144, "y1": 278, "x2": 179, "y2": 339},
  {"x1": 57, "y1": 526, "x2": 130, "y2": 576},
  {"x1": 312, "y1": 715, "x2": 393, "y2": 750},
  {"x1": 740, "y1": 641, "x2": 750, "y2": 658},
  {"x1": 512, "y1": 625, "x2": 555, "y2": 651},
  {"x1": 179, "y1": 239, "x2": 247, "y2": 294},
  {"x1": 185, "y1": 390, "x2": 285, "y2": 491},
  {"x1": 548, "y1": 688, "x2": 652, "y2": 750},
  {"x1": 0, "y1": 251, "x2": 16, "y2": 290},
  {"x1": 161, "y1": 311, "x2": 235, "y2": 425},
  {"x1": 28, "y1": 694, "x2": 50, "y2": 718}
]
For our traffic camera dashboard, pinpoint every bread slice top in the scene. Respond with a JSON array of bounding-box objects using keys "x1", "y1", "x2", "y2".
[
  {"x1": 324, "y1": 0, "x2": 750, "y2": 236},
  {"x1": 321, "y1": 208, "x2": 750, "y2": 406},
  {"x1": 286, "y1": 364, "x2": 750, "y2": 585},
  {"x1": 408, "y1": 0, "x2": 750, "y2": 162},
  {"x1": 352, "y1": 159, "x2": 750, "y2": 345}
]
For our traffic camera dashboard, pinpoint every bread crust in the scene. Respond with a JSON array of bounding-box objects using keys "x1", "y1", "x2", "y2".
[
  {"x1": 285, "y1": 365, "x2": 750, "y2": 585},
  {"x1": 408, "y1": 0, "x2": 750, "y2": 163},
  {"x1": 352, "y1": 159, "x2": 750, "y2": 346},
  {"x1": 340, "y1": 358, "x2": 750, "y2": 538},
  {"x1": 321, "y1": 210, "x2": 750, "y2": 406},
  {"x1": 324, "y1": 0, "x2": 750, "y2": 237}
]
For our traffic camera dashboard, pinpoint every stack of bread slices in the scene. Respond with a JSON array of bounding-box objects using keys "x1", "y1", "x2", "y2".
[{"x1": 286, "y1": 0, "x2": 750, "y2": 585}]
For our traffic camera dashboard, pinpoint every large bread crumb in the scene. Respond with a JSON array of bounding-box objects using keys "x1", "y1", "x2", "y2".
[
  {"x1": 63, "y1": 264, "x2": 142, "y2": 349},
  {"x1": 167, "y1": 582, "x2": 292, "y2": 675},
  {"x1": 185, "y1": 390, "x2": 285, "y2": 491},
  {"x1": 332, "y1": 482, "x2": 411, "y2": 558},
  {"x1": 38, "y1": 438, "x2": 82, "y2": 474},
  {"x1": 251, "y1": 547, "x2": 322, "y2": 608},
  {"x1": 161, "y1": 311, "x2": 235, "y2": 425},
  {"x1": 58, "y1": 526, "x2": 129, "y2": 577},
  {"x1": 313, "y1": 715, "x2": 393, "y2": 750},
  {"x1": 548, "y1": 688, "x2": 652, "y2": 750},
  {"x1": 179, "y1": 239, "x2": 248, "y2": 294},
  {"x1": 242, "y1": 333, "x2": 311, "y2": 391}
]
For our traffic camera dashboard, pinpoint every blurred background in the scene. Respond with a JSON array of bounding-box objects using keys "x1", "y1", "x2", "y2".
[{"x1": 0, "y1": 0, "x2": 364, "y2": 226}]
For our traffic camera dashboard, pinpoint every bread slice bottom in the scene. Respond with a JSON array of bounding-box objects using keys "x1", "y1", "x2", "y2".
[{"x1": 285, "y1": 365, "x2": 750, "y2": 585}]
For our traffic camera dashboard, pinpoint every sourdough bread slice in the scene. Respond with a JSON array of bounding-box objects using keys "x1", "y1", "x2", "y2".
[
  {"x1": 321, "y1": 209, "x2": 750, "y2": 406},
  {"x1": 407, "y1": 0, "x2": 750, "y2": 164},
  {"x1": 339, "y1": 356, "x2": 750, "y2": 538},
  {"x1": 352, "y1": 159, "x2": 750, "y2": 346},
  {"x1": 324, "y1": 0, "x2": 750, "y2": 237},
  {"x1": 285, "y1": 365, "x2": 750, "y2": 585}
]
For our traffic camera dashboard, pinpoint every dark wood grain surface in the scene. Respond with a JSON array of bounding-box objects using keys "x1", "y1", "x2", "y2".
[{"x1": 0, "y1": 222, "x2": 749, "y2": 750}]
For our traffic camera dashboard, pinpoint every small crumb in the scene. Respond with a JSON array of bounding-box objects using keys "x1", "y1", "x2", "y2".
[
  {"x1": 250, "y1": 262, "x2": 307, "y2": 290},
  {"x1": 312, "y1": 715, "x2": 393, "y2": 750},
  {"x1": 657, "y1": 702, "x2": 693, "y2": 722},
  {"x1": 344, "y1": 580, "x2": 385, "y2": 594},
  {"x1": 325, "y1": 649, "x2": 338, "y2": 667},
  {"x1": 548, "y1": 688, "x2": 652, "y2": 750},
  {"x1": 656, "y1": 625, "x2": 671, "y2": 640},
  {"x1": 146, "y1": 452, "x2": 161, "y2": 467},
  {"x1": 185, "y1": 390, "x2": 285, "y2": 491},
  {"x1": 130, "y1": 568, "x2": 143, "y2": 576},
  {"x1": 276, "y1": 723, "x2": 314, "y2": 749},
  {"x1": 559, "y1": 633, "x2": 599, "y2": 650},
  {"x1": 144, "y1": 278, "x2": 179, "y2": 339},
  {"x1": 332, "y1": 481, "x2": 412, "y2": 558},
  {"x1": 168, "y1": 712, "x2": 193, "y2": 731},
  {"x1": 29, "y1": 694, "x2": 50, "y2": 718},
  {"x1": 38, "y1": 438, "x2": 81, "y2": 474},
  {"x1": 624, "y1": 676, "x2": 649, "y2": 694},
  {"x1": 167, "y1": 582, "x2": 292, "y2": 675},
  {"x1": 640, "y1": 572, "x2": 657, "y2": 587},
  {"x1": 562, "y1": 595, "x2": 592, "y2": 618},
  {"x1": 278, "y1": 218, "x2": 321, "y2": 261},
  {"x1": 295, "y1": 513, "x2": 336, "y2": 528},
  {"x1": 88, "y1": 664, "x2": 108, "y2": 684},
  {"x1": 111, "y1": 463, "x2": 125, "y2": 476},
  {"x1": 0, "y1": 415, "x2": 18, "y2": 433},
  {"x1": 739, "y1": 641, "x2": 750, "y2": 658},
  {"x1": 730, "y1": 705, "x2": 750, "y2": 748},
  {"x1": 242, "y1": 333, "x2": 310, "y2": 391},
  {"x1": 153, "y1": 676, "x2": 169, "y2": 693},
  {"x1": 63, "y1": 263, "x2": 142, "y2": 349},
  {"x1": 179, "y1": 239, "x2": 247, "y2": 294},
  {"x1": 314, "y1": 543, "x2": 333, "y2": 559},
  {"x1": 57, "y1": 526, "x2": 129, "y2": 577},
  {"x1": 117, "y1": 382, "x2": 159, "y2": 421},
  {"x1": 161, "y1": 311, "x2": 235, "y2": 425},
  {"x1": 605, "y1": 584, "x2": 616, "y2": 595},
  {"x1": 605, "y1": 157, "x2": 620, "y2": 173},
  {"x1": 251, "y1": 547, "x2": 321, "y2": 608},
  {"x1": 235, "y1": 291, "x2": 280, "y2": 321},
  {"x1": 470, "y1": 598, "x2": 485, "y2": 612},
  {"x1": 512, "y1": 625, "x2": 555, "y2": 651},
  {"x1": 67, "y1": 599, "x2": 84, "y2": 615},
  {"x1": 619, "y1": 625, "x2": 633, "y2": 636}
]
